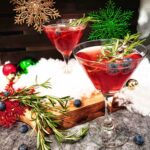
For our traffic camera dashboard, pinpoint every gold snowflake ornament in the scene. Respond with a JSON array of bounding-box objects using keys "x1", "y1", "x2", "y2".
[{"x1": 10, "y1": 0, "x2": 60, "y2": 32}]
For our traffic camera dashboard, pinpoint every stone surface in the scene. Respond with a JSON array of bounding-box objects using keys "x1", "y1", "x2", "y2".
[{"x1": 0, "y1": 110, "x2": 150, "y2": 150}]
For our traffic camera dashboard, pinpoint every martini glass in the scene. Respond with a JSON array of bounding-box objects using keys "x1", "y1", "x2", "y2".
[
  {"x1": 43, "y1": 19, "x2": 86, "y2": 73},
  {"x1": 73, "y1": 40, "x2": 147, "y2": 147}
]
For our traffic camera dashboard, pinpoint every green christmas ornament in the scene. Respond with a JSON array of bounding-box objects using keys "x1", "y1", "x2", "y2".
[
  {"x1": 18, "y1": 58, "x2": 37, "y2": 74},
  {"x1": 88, "y1": 0, "x2": 133, "y2": 40}
]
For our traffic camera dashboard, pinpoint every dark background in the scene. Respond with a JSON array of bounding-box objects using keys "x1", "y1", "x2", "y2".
[{"x1": 0, "y1": 0, "x2": 140, "y2": 63}]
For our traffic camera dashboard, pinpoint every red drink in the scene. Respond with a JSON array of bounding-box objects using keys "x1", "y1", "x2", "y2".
[
  {"x1": 76, "y1": 46, "x2": 142, "y2": 95},
  {"x1": 43, "y1": 24, "x2": 86, "y2": 57},
  {"x1": 74, "y1": 38, "x2": 147, "y2": 147}
]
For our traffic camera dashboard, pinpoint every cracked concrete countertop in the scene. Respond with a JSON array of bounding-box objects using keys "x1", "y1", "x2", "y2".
[{"x1": 0, "y1": 109, "x2": 149, "y2": 150}]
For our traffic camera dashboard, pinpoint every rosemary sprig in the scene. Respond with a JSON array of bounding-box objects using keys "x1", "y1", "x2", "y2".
[
  {"x1": 3, "y1": 80, "x2": 89, "y2": 150},
  {"x1": 69, "y1": 15, "x2": 98, "y2": 26},
  {"x1": 61, "y1": 127, "x2": 89, "y2": 143},
  {"x1": 97, "y1": 33, "x2": 145, "y2": 62}
]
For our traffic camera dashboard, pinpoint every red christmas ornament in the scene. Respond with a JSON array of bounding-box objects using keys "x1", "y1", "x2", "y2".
[{"x1": 2, "y1": 63, "x2": 17, "y2": 76}]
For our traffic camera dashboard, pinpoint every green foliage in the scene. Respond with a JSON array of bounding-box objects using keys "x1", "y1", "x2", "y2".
[
  {"x1": 97, "y1": 33, "x2": 144, "y2": 62},
  {"x1": 88, "y1": 0, "x2": 133, "y2": 40}
]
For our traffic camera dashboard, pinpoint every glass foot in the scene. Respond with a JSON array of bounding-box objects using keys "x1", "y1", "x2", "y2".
[
  {"x1": 89, "y1": 120, "x2": 129, "y2": 149},
  {"x1": 63, "y1": 64, "x2": 72, "y2": 73},
  {"x1": 101, "y1": 120, "x2": 129, "y2": 148},
  {"x1": 63, "y1": 55, "x2": 72, "y2": 74}
]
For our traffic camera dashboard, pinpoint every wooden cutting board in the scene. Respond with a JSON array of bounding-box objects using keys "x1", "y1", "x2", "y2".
[{"x1": 20, "y1": 92, "x2": 120, "y2": 132}]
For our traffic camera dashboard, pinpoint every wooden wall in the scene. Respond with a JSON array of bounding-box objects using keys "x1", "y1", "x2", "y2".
[{"x1": 0, "y1": 0, "x2": 140, "y2": 64}]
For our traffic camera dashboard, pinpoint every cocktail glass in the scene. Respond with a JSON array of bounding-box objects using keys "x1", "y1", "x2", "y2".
[
  {"x1": 43, "y1": 19, "x2": 86, "y2": 73},
  {"x1": 73, "y1": 40, "x2": 147, "y2": 147}
]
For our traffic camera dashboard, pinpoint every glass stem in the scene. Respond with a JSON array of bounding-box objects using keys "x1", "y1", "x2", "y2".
[
  {"x1": 63, "y1": 55, "x2": 70, "y2": 73},
  {"x1": 102, "y1": 95, "x2": 114, "y2": 130}
]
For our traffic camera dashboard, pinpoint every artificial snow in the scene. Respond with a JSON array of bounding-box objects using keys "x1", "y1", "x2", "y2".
[
  {"x1": 13, "y1": 58, "x2": 96, "y2": 99},
  {"x1": 115, "y1": 58, "x2": 150, "y2": 116},
  {"x1": 0, "y1": 58, "x2": 150, "y2": 116}
]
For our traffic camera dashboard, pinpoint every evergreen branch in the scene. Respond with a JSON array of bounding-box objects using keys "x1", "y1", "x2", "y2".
[{"x1": 88, "y1": 0, "x2": 133, "y2": 40}]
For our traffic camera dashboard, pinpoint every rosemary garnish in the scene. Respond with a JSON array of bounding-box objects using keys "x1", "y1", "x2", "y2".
[
  {"x1": 1, "y1": 80, "x2": 89, "y2": 150},
  {"x1": 69, "y1": 15, "x2": 98, "y2": 26},
  {"x1": 97, "y1": 33, "x2": 145, "y2": 62}
]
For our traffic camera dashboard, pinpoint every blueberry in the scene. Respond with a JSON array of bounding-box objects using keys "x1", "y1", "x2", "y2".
[
  {"x1": 19, "y1": 125, "x2": 29, "y2": 133},
  {"x1": 18, "y1": 144, "x2": 28, "y2": 150},
  {"x1": 133, "y1": 134, "x2": 144, "y2": 145},
  {"x1": 0, "y1": 101, "x2": 6, "y2": 111},
  {"x1": 125, "y1": 58, "x2": 133, "y2": 62},
  {"x1": 108, "y1": 63, "x2": 119, "y2": 74},
  {"x1": 122, "y1": 58, "x2": 132, "y2": 67},
  {"x1": 109, "y1": 69, "x2": 119, "y2": 74},
  {"x1": 122, "y1": 68, "x2": 131, "y2": 74},
  {"x1": 3, "y1": 91, "x2": 10, "y2": 97},
  {"x1": 109, "y1": 63, "x2": 118, "y2": 69},
  {"x1": 122, "y1": 61, "x2": 130, "y2": 67},
  {"x1": 74, "y1": 99, "x2": 82, "y2": 107}
]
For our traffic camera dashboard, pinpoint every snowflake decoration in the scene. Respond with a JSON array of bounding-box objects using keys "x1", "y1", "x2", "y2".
[
  {"x1": 88, "y1": 0, "x2": 133, "y2": 40},
  {"x1": 10, "y1": 0, "x2": 60, "y2": 32}
]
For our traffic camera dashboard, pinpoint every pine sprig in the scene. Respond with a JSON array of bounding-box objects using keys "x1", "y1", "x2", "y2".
[{"x1": 2, "y1": 80, "x2": 88, "y2": 150}]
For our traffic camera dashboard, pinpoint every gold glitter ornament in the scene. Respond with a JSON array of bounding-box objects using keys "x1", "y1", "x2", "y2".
[
  {"x1": 10, "y1": 0, "x2": 60, "y2": 32},
  {"x1": 126, "y1": 79, "x2": 138, "y2": 90}
]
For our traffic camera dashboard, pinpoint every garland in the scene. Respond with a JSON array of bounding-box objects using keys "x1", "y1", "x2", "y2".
[{"x1": 0, "y1": 100, "x2": 25, "y2": 127}]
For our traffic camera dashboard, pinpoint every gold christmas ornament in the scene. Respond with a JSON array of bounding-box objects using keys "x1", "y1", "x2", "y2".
[
  {"x1": 126, "y1": 79, "x2": 139, "y2": 90},
  {"x1": 10, "y1": 0, "x2": 60, "y2": 32}
]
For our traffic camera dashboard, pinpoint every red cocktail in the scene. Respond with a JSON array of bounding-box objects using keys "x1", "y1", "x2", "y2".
[
  {"x1": 43, "y1": 19, "x2": 86, "y2": 73},
  {"x1": 74, "y1": 39, "x2": 147, "y2": 147},
  {"x1": 76, "y1": 45, "x2": 142, "y2": 95}
]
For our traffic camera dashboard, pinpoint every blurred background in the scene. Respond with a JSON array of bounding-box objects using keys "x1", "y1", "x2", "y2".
[{"x1": 0, "y1": 0, "x2": 142, "y2": 64}]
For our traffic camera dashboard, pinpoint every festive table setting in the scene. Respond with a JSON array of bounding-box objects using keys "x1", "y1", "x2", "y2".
[
  {"x1": 0, "y1": 55, "x2": 150, "y2": 150},
  {"x1": 0, "y1": 57, "x2": 150, "y2": 150},
  {"x1": 1, "y1": 0, "x2": 150, "y2": 150}
]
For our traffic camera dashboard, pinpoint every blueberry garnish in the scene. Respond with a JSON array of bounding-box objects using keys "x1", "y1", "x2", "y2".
[
  {"x1": 0, "y1": 101, "x2": 6, "y2": 111},
  {"x1": 109, "y1": 63, "x2": 118, "y2": 69},
  {"x1": 122, "y1": 68, "x2": 131, "y2": 74},
  {"x1": 74, "y1": 99, "x2": 82, "y2": 107},
  {"x1": 122, "y1": 61, "x2": 130, "y2": 67},
  {"x1": 126, "y1": 58, "x2": 133, "y2": 62},
  {"x1": 19, "y1": 125, "x2": 29, "y2": 133},
  {"x1": 133, "y1": 134, "x2": 144, "y2": 145},
  {"x1": 122, "y1": 58, "x2": 132, "y2": 67},
  {"x1": 108, "y1": 63, "x2": 119, "y2": 74},
  {"x1": 18, "y1": 144, "x2": 28, "y2": 150},
  {"x1": 3, "y1": 91, "x2": 10, "y2": 97}
]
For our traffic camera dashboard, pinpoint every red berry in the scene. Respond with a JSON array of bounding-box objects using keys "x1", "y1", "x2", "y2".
[{"x1": 2, "y1": 63, "x2": 17, "y2": 76}]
